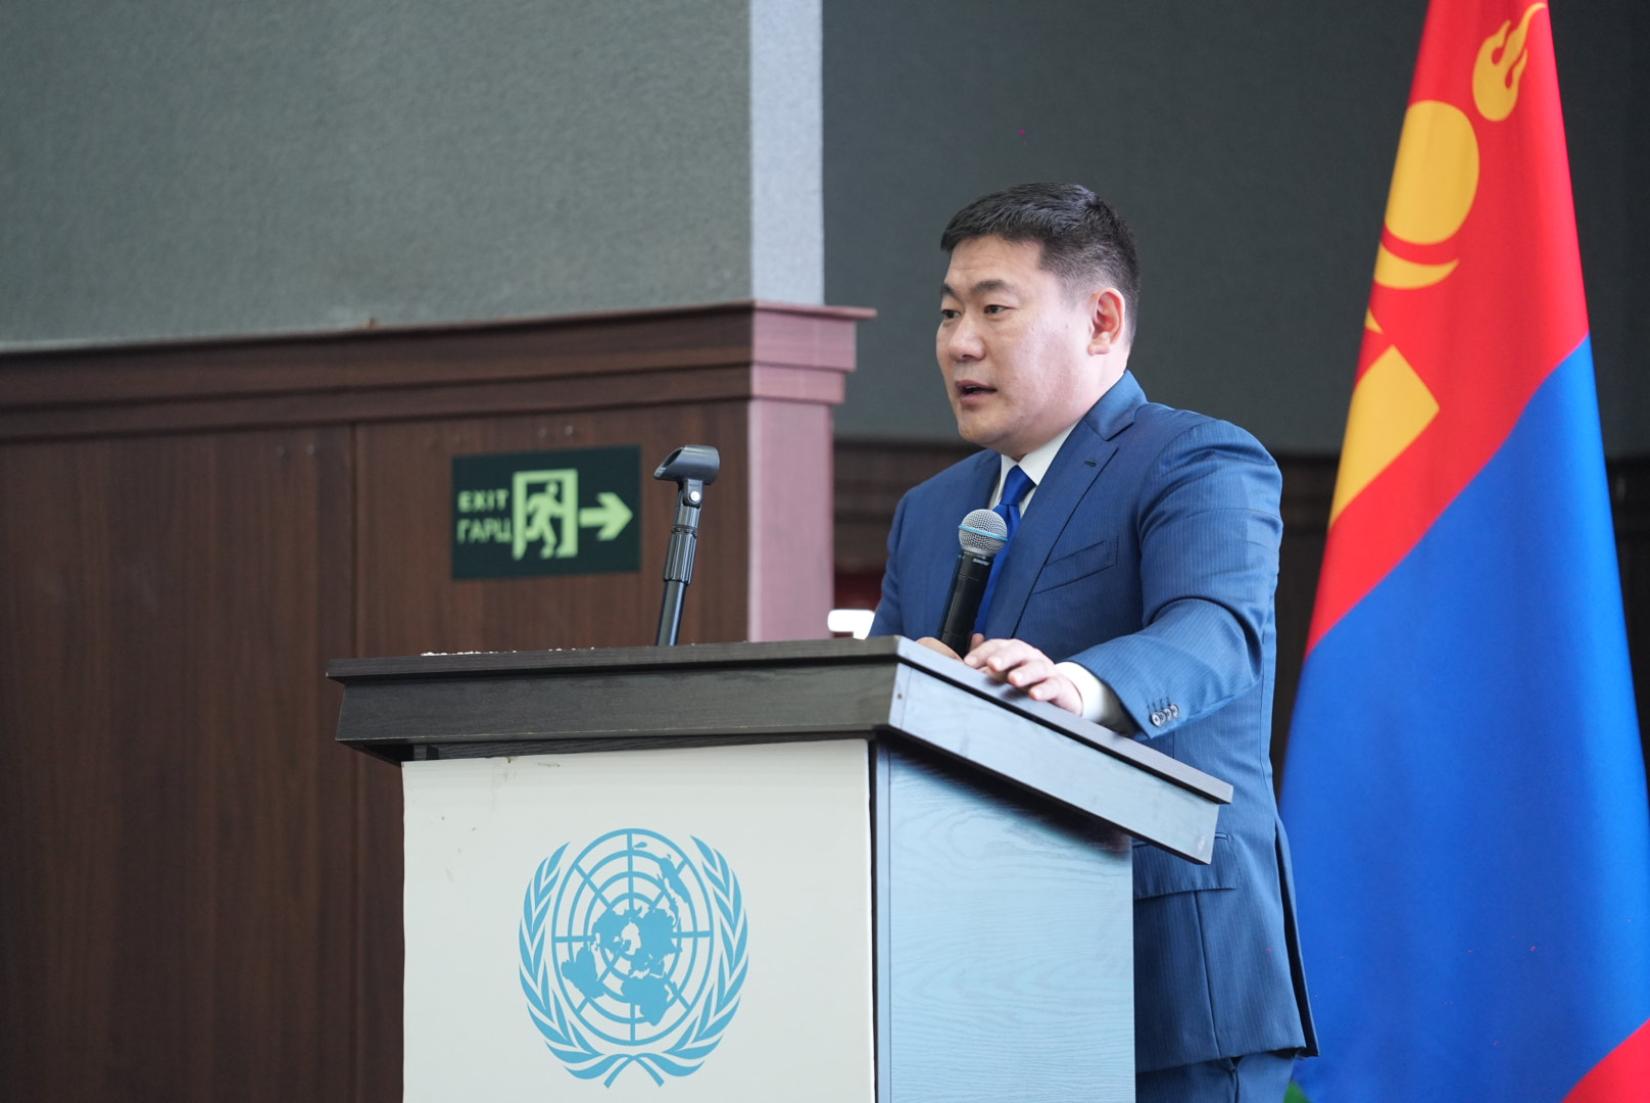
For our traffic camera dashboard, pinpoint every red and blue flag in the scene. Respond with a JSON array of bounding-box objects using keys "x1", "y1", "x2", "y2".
[{"x1": 1282, "y1": 2, "x2": 1650, "y2": 1099}]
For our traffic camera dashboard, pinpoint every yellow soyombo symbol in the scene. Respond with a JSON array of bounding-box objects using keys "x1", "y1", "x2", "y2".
[
  {"x1": 1341, "y1": 7, "x2": 1546, "y2": 524},
  {"x1": 1372, "y1": 5, "x2": 1546, "y2": 293},
  {"x1": 1374, "y1": 100, "x2": 1478, "y2": 290},
  {"x1": 1330, "y1": 344, "x2": 1441, "y2": 524},
  {"x1": 1475, "y1": 3, "x2": 1548, "y2": 122}
]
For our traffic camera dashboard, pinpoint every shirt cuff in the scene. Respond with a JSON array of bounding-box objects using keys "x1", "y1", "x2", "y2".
[{"x1": 1055, "y1": 661, "x2": 1137, "y2": 732}]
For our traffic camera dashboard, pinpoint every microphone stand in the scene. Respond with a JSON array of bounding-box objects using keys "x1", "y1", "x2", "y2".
[
  {"x1": 656, "y1": 481, "x2": 705, "y2": 646},
  {"x1": 652, "y1": 445, "x2": 720, "y2": 647}
]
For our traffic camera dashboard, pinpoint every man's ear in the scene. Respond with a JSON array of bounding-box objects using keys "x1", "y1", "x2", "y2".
[{"x1": 1087, "y1": 288, "x2": 1128, "y2": 355}]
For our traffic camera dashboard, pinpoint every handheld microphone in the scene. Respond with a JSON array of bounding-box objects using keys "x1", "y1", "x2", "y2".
[{"x1": 937, "y1": 508, "x2": 1009, "y2": 655}]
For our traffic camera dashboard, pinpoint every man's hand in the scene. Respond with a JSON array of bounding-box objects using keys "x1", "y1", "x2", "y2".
[
  {"x1": 963, "y1": 636, "x2": 1084, "y2": 715},
  {"x1": 914, "y1": 636, "x2": 961, "y2": 661}
]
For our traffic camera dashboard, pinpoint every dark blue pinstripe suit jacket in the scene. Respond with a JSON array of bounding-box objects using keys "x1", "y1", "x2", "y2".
[{"x1": 870, "y1": 371, "x2": 1317, "y2": 1073}]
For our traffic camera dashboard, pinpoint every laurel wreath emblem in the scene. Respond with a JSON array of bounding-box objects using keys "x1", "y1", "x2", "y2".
[{"x1": 517, "y1": 836, "x2": 749, "y2": 1087}]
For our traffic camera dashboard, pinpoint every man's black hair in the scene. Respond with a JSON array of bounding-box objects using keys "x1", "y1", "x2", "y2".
[{"x1": 940, "y1": 183, "x2": 1140, "y2": 341}]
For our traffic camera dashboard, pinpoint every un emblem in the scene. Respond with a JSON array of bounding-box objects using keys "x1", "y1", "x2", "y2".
[{"x1": 518, "y1": 829, "x2": 749, "y2": 1086}]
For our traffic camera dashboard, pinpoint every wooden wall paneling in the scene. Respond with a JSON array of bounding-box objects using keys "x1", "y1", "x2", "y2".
[
  {"x1": 0, "y1": 437, "x2": 119, "y2": 1102},
  {"x1": 351, "y1": 702, "x2": 403, "y2": 1103},
  {"x1": 310, "y1": 434, "x2": 371, "y2": 1103},
  {"x1": 832, "y1": 439, "x2": 972, "y2": 611},
  {"x1": 747, "y1": 393, "x2": 836, "y2": 640},
  {"x1": 352, "y1": 402, "x2": 753, "y2": 657},
  {"x1": 749, "y1": 300, "x2": 865, "y2": 374},
  {"x1": 0, "y1": 306, "x2": 756, "y2": 412},
  {"x1": 0, "y1": 300, "x2": 869, "y2": 1103},
  {"x1": 0, "y1": 367, "x2": 770, "y2": 444},
  {"x1": 0, "y1": 302, "x2": 869, "y2": 447},
  {"x1": 0, "y1": 427, "x2": 357, "y2": 1101},
  {"x1": 833, "y1": 440, "x2": 971, "y2": 577}
]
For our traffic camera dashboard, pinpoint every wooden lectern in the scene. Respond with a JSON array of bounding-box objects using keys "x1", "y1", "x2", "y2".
[{"x1": 331, "y1": 637, "x2": 1230, "y2": 1102}]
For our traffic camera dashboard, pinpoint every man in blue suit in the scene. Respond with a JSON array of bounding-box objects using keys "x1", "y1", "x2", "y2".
[{"x1": 870, "y1": 183, "x2": 1316, "y2": 1101}]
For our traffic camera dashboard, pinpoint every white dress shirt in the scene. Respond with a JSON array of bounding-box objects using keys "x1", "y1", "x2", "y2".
[{"x1": 989, "y1": 427, "x2": 1136, "y2": 732}]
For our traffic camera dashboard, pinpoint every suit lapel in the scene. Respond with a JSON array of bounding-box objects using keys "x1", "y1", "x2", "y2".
[
  {"x1": 979, "y1": 372, "x2": 1145, "y2": 640},
  {"x1": 913, "y1": 450, "x2": 1000, "y2": 637}
]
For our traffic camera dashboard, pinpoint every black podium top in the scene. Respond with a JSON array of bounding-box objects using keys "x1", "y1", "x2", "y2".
[{"x1": 328, "y1": 636, "x2": 1230, "y2": 862}]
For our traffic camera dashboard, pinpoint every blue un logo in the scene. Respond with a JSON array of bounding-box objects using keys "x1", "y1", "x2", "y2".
[{"x1": 518, "y1": 829, "x2": 749, "y2": 1087}]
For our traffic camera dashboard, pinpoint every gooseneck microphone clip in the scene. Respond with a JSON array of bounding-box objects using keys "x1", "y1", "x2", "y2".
[{"x1": 653, "y1": 445, "x2": 720, "y2": 646}]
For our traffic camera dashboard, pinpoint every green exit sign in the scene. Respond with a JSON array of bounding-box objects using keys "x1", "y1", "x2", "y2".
[{"x1": 451, "y1": 446, "x2": 642, "y2": 580}]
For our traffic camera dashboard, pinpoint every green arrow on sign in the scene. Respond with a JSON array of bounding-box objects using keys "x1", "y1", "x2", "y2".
[
  {"x1": 579, "y1": 492, "x2": 633, "y2": 540},
  {"x1": 453, "y1": 446, "x2": 642, "y2": 579}
]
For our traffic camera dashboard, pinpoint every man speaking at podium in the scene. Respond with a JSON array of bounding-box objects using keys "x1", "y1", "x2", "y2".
[{"x1": 869, "y1": 183, "x2": 1315, "y2": 1101}]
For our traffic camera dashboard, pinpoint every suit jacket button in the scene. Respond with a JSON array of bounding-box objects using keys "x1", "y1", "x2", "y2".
[
  {"x1": 1150, "y1": 711, "x2": 1165, "y2": 727},
  {"x1": 1168, "y1": 704, "x2": 1180, "y2": 718}
]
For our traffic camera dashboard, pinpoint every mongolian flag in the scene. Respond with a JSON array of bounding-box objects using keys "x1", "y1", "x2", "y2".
[{"x1": 1281, "y1": 3, "x2": 1650, "y2": 1100}]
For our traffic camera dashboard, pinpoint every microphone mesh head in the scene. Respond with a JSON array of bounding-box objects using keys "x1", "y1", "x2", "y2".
[{"x1": 957, "y1": 508, "x2": 1009, "y2": 556}]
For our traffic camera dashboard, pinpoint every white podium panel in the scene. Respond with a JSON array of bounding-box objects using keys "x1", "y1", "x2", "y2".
[{"x1": 402, "y1": 739, "x2": 874, "y2": 1102}]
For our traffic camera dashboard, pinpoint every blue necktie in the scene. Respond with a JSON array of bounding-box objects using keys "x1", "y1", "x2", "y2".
[{"x1": 973, "y1": 464, "x2": 1034, "y2": 635}]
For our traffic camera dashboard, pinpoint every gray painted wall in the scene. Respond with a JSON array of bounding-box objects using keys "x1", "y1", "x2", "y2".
[
  {"x1": 825, "y1": 2, "x2": 1648, "y2": 455},
  {"x1": 1, "y1": 0, "x2": 821, "y2": 347},
  {"x1": 3, "y1": 2, "x2": 1639, "y2": 453},
  {"x1": 752, "y1": 0, "x2": 823, "y2": 305}
]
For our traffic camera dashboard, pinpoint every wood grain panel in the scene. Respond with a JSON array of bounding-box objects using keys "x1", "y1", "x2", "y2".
[
  {"x1": 748, "y1": 397, "x2": 836, "y2": 639},
  {"x1": 834, "y1": 439, "x2": 972, "y2": 575},
  {"x1": 335, "y1": 662, "x2": 898, "y2": 752},
  {"x1": 0, "y1": 301, "x2": 870, "y2": 407},
  {"x1": 886, "y1": 745, "x2": 1135, "y2": 1102},
  {"x1": 0, "y1": 428, "x2": 358, "y2": 1101},
  {"x1": 0, "y1": 300, "x2": 868, "y2": 1103},
  {"x1": 0, "y1": 303, "x2": 863, "y2": 444},
  {"x1": 351, "y1": 727, "x2": 402, "y2": 1103},
  {"x1": 353, "y1": 403, "x2": 752, "y2": 656},
  {"x1": 0, "y1": 363, "x2": 856, "y2": 444}
]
